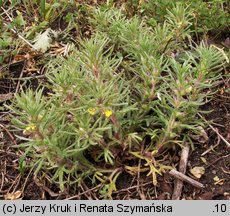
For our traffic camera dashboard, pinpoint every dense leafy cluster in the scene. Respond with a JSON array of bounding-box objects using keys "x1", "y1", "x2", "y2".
[
  {"x1": 5, "y1": 1, "x2": 229, "y2": 197},
  {"x1": 122, "y1": 0, "x2": 230, "y2": 34}
]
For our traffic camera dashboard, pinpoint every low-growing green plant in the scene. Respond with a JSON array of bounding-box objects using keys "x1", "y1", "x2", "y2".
[
  {"x1": 8, "y1": 34, "x2": 136, "y2": 194},
  {"x1": 7, "y1": 3, "x2": 229, "y2": 197},
  {"x1": 118, "y1": 0, "x2": 229, "y2": 39},
  {"x1": 0, "y1": 8, "x2": 27, "y2": 71},
  {"x1": 0, "y1": 1, "x2": 84, "y2": 77}
]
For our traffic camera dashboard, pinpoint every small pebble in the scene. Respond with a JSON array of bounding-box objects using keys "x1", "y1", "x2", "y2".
[{"x1": 212, "y1": 170, "x2": 216, "y2": 174}]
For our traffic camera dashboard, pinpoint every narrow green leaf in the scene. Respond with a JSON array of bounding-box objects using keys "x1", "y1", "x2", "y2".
[{"x1": 40, "y1": 0, "x2": 46, "y2": 17}]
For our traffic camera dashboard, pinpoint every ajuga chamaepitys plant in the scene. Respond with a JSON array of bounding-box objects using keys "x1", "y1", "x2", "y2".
[{"x1": 7, "y1": 3, "x2": 228, "y2": 197}]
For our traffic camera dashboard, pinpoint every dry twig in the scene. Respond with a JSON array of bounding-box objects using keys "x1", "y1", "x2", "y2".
[
  {"x1": 169, "y1": 169, "x2": 204, "y2": 189},
  {"x1": 202, "y1": 136, "x2": 220, "y2": 156},
  {"x1": 1, "y1": 7, "x2": 38, "y2": 51},
  {"x1": 198, "y1": 113, "x2": 230, "y2": 148},
  {"x1": 65, "y1": 184, "x2": 102, "y2": 200},
  {"x1": 172, "y1": 143, "x2": 190, "y2": 200},
  {"x1": 0, "y1": 124, "x2": 17, "y2": 146}
]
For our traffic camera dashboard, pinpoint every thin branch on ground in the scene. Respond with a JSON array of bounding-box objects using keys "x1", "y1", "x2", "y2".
[
  {"x1": 0, "y1": 124, "x2": 17, "y2": 146},
  {"x1": 202, "y1": 136, "x2": 220, "y2": 156},
  {"x1": 65, "y1": 184, "x2": 102, "y2": 200},
  {"x1": 172, "y1": 143, "x2": 190, "y2": 200},
  {"x1": 198, "y1": 113, "x2": 230, "y2": 148},
  {"x1": 113, "y1": 181, "x2": 153, "y2": 194},
  {"x1": 15, "y1": 64, "x2": 25, "y2": 95},
  {"x1": 169, "y1": 169, "x2": 204, "y2": 189},
  {"x1": 206, "y1": 154, "x2": 229, "y2": 169},
  {"x1": 1, "y1": 7, "x2": 38, "y2": 51}
]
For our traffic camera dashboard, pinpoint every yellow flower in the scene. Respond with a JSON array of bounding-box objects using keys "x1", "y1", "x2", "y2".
[
  {"x1": 87, "y1": 107, "x2": 97, "y2": 115},
  {"x1": 23, "y1": 123, "x2": 36, "y2": 135},
  {"x1": 25, "y1": 123, "x2": 36, "y2": 131},
  {"x1": 103, "y1": 109, "x2": 113, "y2": 118},
  {"x1": 185, "y1": 86, "x2": 193, "y2": 94}
]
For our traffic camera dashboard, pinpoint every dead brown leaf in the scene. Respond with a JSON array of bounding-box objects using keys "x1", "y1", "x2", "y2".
[
  {"x1": 4, "y1": 190, "x2": 22, "y2": 200},
  {"x1": 190, "y1": 166, "x2": 205, "y2": 179}
]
